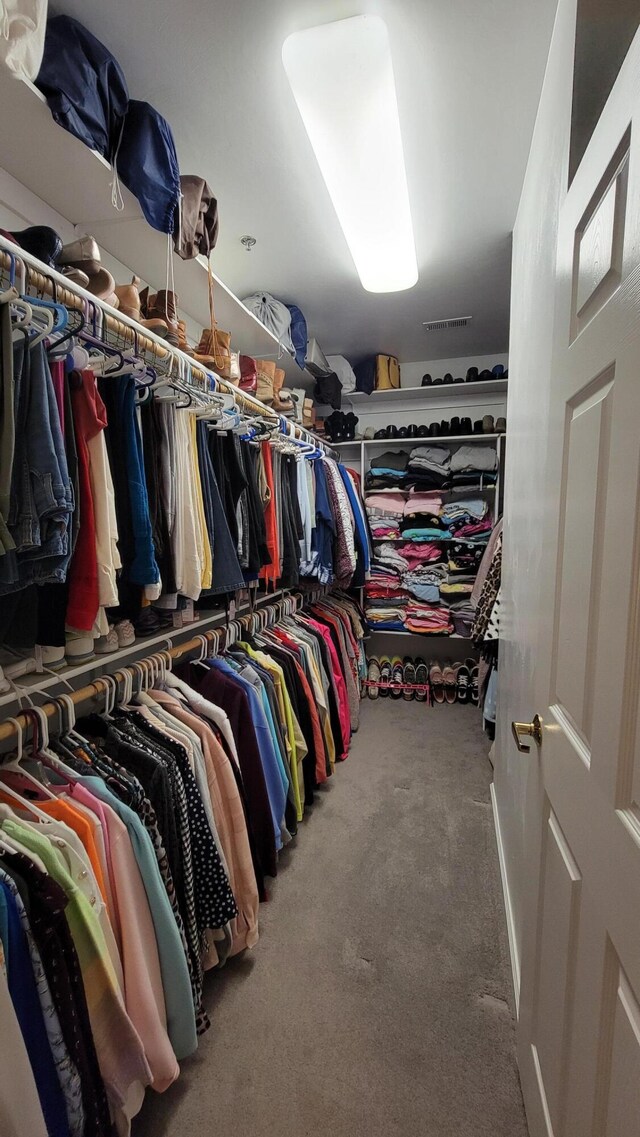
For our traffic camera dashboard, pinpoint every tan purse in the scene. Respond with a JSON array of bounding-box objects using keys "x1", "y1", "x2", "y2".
[
  {"x1": 256, "y1": 359, "x2": 276, "y2": 405},
  {"x1": 193, "y1": 263, "x2": 234, "y2": 379}
]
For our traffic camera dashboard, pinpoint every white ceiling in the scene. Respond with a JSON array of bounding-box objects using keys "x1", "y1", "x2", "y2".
[{"x1": 51, "y1": 0, "x2": 558, "y2": 363}]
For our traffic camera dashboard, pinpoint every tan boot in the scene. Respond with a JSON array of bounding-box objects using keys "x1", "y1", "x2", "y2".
[
  {"x1": 144, "y1": 289, "x2": 180, "y2": 345},
  {"x1": 115, "y1": 276, "x2": 169, "y2": 336},
  {"x1": 193, "y1": 326, "x2": 233, "y2": 378}
]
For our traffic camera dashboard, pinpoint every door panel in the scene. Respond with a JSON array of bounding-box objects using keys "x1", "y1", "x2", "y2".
[{"x1": 516, "y1": 13, "x2": 640, "y2": 1137}]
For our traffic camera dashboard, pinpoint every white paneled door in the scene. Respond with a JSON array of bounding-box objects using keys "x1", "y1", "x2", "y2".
[{"x1": 516, "y1": 23, "x2": 640, "y2": 1137}]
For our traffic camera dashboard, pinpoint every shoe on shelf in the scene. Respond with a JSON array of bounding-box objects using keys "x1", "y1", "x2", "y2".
[
  {"x1": 450, "y1": 416, "x2": 461, "y2": 435},
  {"x1": 115, "y1": 619, "x2": 135, "y2": 648},
  {"x1": 407, "y1": 423, "x2": 419, "y2": 438},
  {"x1": 374, "y1": 428, "x2": 387, "y2": 439},
  {"x1": 478, "y1": 369, "x2": 493, "y2": 381},
  {"x1": 460, "y1": 417, "x2": 472, "y2": 435},
  {"x1": 443, "y1": 372, "x2": 454, "y2": 384},
  {"x1": 397, "y1": 426, "x2": 409, "y2": 439},
  {"x1": 38, "y1": 644, "x2": 66, "y2": 670},
  {"x1": 391, "y1": 656, "x2": 404, "y2": 699},
  {"x1": 492, "y1": 364, "x2": 505, "y2": 378},
  {"x1": 143, "y1": 288, "x2": 180, "y2": 345},
  {"x1": 466, "y1": 366, "x2": 479, "y2": 382},
  {"x1": 10, "y1": 225, "x2": 63, "y2": 267},
  {"x1": 95, "y1": 627, "x2": 119, "y2": 654},
  {"x1": 135, "y1": 607, "x2": 162, "y2": 636},
  {"x1": 442, "y1": 664, "x2": 457, "y2": 704},
  {"x1": 65, "y1": 631, "x2": 95, "y2": 665},
  {"x1": 343, "y1": 412, "x2": 359, "y2": 441},
  {"x1": 367, "y1": 655, "x2": 381, "y2": 700},
  {"x1": 115, "y1": 275, "x2": 170, "y2": 337},
  {"x1": 414, "y1": 657, "x2": 429, "y2": 702},
  {"x1": 496, "y1": 417, "x2": 506, "y2": 433},
  {"x1": 473, "y1": 420, "x2": 484, "y2": 434},
  {"x1": 403, "y1": 656, "x2": 416, "y2": 701},
  {"x1": 364, "y1": 426, "x2": 375, "y2": 440},
  {"x1": 453, "y1": 374, "x2": 464, "y2": 383},
  {"x1": 483, "y1": 415, "x2": 495, "y2": 433},
  {"x1": 466, "y1": 657, "x2": 479, "y2": 705},
  {"x1": 455, "y1": 662, "x2": 471, "y2": 703},
  {"x1": 379, "y1": 655, "x2": 392, "y2": 697},
  {"x1": 421, "y1": 373, "x2": 433, "y2": 387},
  {"x1": 429, "y1": 422, "x2": 441, "y2": 437},
  {"x1": 440, "y1": 420, "x2": 450, "y2": 436},
  {"x1": 430, "y1": 661, "x2": 445, "y2": 704},
  {"x1": 387, "y1": 425, "x2": 399, "y2": 439},
  {"x1": 418, "y1": 425, "x2": 429, "y2": 438},
  {"x1": 61, "y1": 266, "x2": 90, "y2": 288}
]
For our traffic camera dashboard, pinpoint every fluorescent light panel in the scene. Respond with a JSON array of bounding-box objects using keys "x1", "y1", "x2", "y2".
[{"x1": 282, "y1": 15, "x2": 418, "y2": 294}]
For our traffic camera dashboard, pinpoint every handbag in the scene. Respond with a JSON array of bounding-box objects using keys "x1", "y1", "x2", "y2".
[
  {"x1": 193, "y1": 263, "x2": 233, "y2": 379},
  {"x1": 375, "y1": 355, "x2": 401, "y2": 390},
  {"x1": 239, "y1": 354, "x2": 258, "y2": 394},
  {"x1": 0, "y1": 0, "x2": 47, "y2": 80},
  {"x1": 256, "y1": 359, "x2": 276, "y2": 405}
]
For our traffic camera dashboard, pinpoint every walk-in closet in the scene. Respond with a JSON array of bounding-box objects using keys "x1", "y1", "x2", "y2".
[{"x1": 1, "y1": 2, "x2": 639, "y2": 1135}]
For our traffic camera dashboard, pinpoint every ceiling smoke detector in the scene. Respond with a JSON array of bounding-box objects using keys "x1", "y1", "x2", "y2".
[
  {"x1": 240, "y1": 235, "x2": 257, "y2": 251},
  {"x1": 423, "y1": 316, "x2": 472, "y2": 331}
]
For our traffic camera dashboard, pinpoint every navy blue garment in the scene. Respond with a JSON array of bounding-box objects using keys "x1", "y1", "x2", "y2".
[
  {"x1": 286, "y1": 304, "x2": 308, "y2": 370},
  {"x1": 311, "y1": 459, "x2": 334, "y2": 584},
  {"x1": 36, "y1": 16, "x2": 128, "y2": 162},
  {"x1": 354, "y1": 357, "x2": 376, "y2": 395},
  {"x1": 206, "y1": 456, "x2": 245, "y2": 597},
  {"x1": 116, "y1": 101, "x2": 180, "y2": 234},
  {"x1": 0, "y1": 877, "x2": 70, "y2": 1137},
  {"x1": 195, "y1": 420, "x2": 216, "y2": 561}
]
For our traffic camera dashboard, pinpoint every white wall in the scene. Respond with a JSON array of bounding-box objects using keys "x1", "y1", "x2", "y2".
[{"x1": 492, "y1": 0, "x2": 573, "y2": 1007}]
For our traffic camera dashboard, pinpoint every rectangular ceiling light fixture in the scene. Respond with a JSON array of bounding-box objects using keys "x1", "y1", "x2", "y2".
[{"x1": 282, "y1": 15, "x2": 418, "y2": 294}]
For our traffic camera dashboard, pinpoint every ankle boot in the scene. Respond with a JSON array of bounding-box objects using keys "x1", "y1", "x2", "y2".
[
  {"x1": 141, "y1": 287, "x2": 180, "y2": 345},
  {"x1": 115, "y1": 276, "x2": 169, "y2": 337}
]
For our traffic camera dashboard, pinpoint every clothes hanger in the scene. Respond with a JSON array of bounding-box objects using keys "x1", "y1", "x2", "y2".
[{"x1": 0, "y1": 718, "x2": 58, "y2": 822}]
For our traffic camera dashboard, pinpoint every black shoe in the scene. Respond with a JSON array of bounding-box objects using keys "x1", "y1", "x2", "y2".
[
  {"x1": 460, "y1": 417, "x2": 472, "y2": 434},
  {"x1": 473, "y1": 420, "x2": 484, "y2": 434},
  {"x1": 492, "y1": 364, "x2": 505, "y2": 378},
  {"x1": 450, "y1": 416, "x2": 461, "y2": 435},
  {"x1": 440, "y1": 420, "x2": 450, "y2": 436},
  {"x1": 414, "y1": 657, "x2": 429, "y2": 702},
  {"x1": 388, "y1": 424, "x2": 399, "y2": 438},
  {"x1": 379, "y1": 656, "x2": 392, "y2": 697},
  {"x1": 453, "y1": 375, "x2": 464, "y2": 383},
  {"x1": 391, "y1": 656, "x2": 404, "y2": 699},
  {"x1": 418, "y1": 424, "x2": 429, "y2": 438},
  {"x1": 429, "y1": 422, "x2": 440, "y2": 436},
  {"x1": 11, "y1": 225, "x2": 63, "y2": 267},
  {"x1": 407, "y1": 423, "x2": 419, "y2": 438},
  {"x1": 433, "y1": 375, "x2": 443, "y2": 385},
  {"x1": 374, "y1": 428, "x2": 387, "y2": 439},
  {"x1": 403, "y1": 657, "x2": 416, "y2": 701},
  {"x1": 421, "y1": 373, "x2": 433, "y2": 387},
  {"x1": 443, "y1": 372, "x2": 454, "y2": 384},
  {"x1": 478, "y1": 369, "x2": 492, "y2": 382},
  {"x1": 466, "y1": 366, "x2": 479, "y2": 383},
  {"x1": 397, "y1": 426, "x2": 409, "y2": 438},
  {"x1": 343, "y1": 412, "x2": 358, "y2": 441}
]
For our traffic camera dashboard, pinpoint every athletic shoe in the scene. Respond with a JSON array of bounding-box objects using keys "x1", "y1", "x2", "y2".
[
  {"x1": 379, "y1": 655, "x2": 392, "y2": 697},
  {"x1": 115, "y1": 620, "x2": 136, "y2": 648},
  {"x1": 390, "y1": 655, "x2": 404, "y2": 699},
  {"x1": 95, "y1": 627, "x2": 119, "y2": 654},
  {"x1": 367, "y1": 655, "x2": 381, "y2": 700},
  {"x1": 414, "y1": 657, "x2": 429, "y2": 702},
  {"x1": 403, "y1": 656, "x2": 416, "y2": 701},
  {"x1": 456, "y1": 663, "x2": 471, "y2": 703}
]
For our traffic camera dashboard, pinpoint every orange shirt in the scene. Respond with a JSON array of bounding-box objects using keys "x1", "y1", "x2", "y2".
[{"x1": 38, "y1": 797, "x2": 109, "y2": 904}]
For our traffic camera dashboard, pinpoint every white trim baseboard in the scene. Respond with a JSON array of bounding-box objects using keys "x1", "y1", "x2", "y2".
[{"x1": 490, "y1": 782, "x2": 521, "y2": 1014}]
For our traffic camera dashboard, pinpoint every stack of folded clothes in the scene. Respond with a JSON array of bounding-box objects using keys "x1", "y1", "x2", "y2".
[
  {"x1": 405, "y1": 603, "x2": 454, "y2": 635},
  {"x1": 363, "y1": 445, "x2": 497, "y2": 636}
]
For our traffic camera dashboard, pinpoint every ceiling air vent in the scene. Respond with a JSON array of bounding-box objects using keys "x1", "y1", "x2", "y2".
[{"x1": 423, "y1": 316, "x2": 472, "y2": 332}]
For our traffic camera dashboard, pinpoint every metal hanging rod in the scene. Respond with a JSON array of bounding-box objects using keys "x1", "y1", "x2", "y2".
[
  {"x1": 0, "y1": 586, "x2": 326, "y2": 748},
  {"x1": 0, "y1": 235, "x2": 334, "y2": 455}
]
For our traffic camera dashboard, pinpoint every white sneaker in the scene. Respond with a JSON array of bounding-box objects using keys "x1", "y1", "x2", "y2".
[
  {"x1": 38, "y1": 645, "x2": 66, "y2": 670},
  {"x1": 65, "y1": 632, "x2": 95, "y2": 664},
  {"x1": 115, "y1": 620, "x2": 135, "y2": 648},
  {"x1": 95, "y1": 627, "x2": 119, "y2": 654}
]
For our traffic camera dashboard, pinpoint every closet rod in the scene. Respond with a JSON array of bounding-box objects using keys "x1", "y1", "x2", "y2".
[
  {"x1": 0, "y1": 236, "x2": 334, "y2": 454},
  {"x1": 0, "y1": 587, "x2": 325, "y2": 747}
]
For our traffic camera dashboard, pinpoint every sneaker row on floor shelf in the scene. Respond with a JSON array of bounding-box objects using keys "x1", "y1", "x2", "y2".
[{"x1": 365, "y1": 655, "x2": 479, "y2": 704}]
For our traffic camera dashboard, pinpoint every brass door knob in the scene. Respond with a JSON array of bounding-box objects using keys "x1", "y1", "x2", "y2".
[{"x1": 511, "y1": 714, "x2": 543, "y2": 753}]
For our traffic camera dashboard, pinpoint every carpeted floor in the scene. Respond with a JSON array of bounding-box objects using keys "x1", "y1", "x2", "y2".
[{"x1": 134, "y1": 701, "x2": 528, "y2": 1137}]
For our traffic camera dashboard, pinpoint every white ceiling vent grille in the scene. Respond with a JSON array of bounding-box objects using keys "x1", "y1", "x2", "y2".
[{"x1": 422, "y1": 316, "x2": 472, "y2": 332}]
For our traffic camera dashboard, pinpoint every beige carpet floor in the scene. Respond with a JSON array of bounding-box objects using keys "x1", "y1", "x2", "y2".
[{"x1": 133, "y1": 700, "x2": 528, "y2": 1137}]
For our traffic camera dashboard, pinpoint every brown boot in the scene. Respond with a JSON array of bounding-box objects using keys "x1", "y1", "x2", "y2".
[
  {"x1": 193, "y1": 326, "x2": 232, "y2": 378},
  {"x1": 115, "y1": 276, "x2": 169, "y2": 336},
  {"x1": 144, "y1": 289, "x2": 180, "y2": 345},
  {"x1": 176, "y1": 319, "x2": 189, "y2": 353}
]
